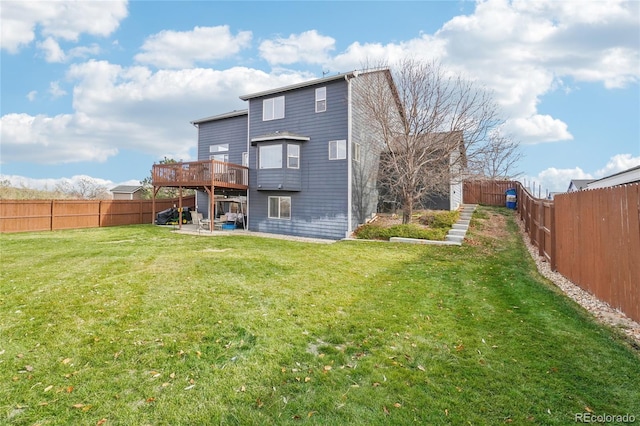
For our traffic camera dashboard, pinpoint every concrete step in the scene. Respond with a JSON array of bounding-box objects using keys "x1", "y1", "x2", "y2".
[
  {"x1": 448, "y1": 229, "x2": 467, "y2": 236},
  {"x1": 452, "y1": 223, "x2": 469, "y2": 230},
  {"x1": 390, "y1": 237, "x2": 460, "y2": 246},
  {"x1": 446, "y1": 234, "x2": 465, "y2": 243}
]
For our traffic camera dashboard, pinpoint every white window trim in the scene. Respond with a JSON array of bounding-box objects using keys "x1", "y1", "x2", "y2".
[
  {"x1": 209, "y1": 143, "x2": 229, "y2": 153},
  {"x1": 210, "y1": 153, "x2": 229, "y2": 162},
  {"x1": 329, "y1": 140, "x2": 347, "y2": 160},
  {"x1": 263, "y1": 96, "x2": 285, "y2": 121},
  {"x1": 287, "y1": 144, "x2": 300, "y2": 169},
  {"x1": 259, "y1": 144, "x2": 283, "y2": 169},
  {"x1": 352, "y1": 142, "x2": 361, "y2": 162},
  {"x1": 242, "y1": 152, "x2": 248, "y2": 167},
  {"x1": 268, "y1": 196, "x2": 291, "y2": 220},
  {"x1": 315, "y1": 87, "x2": 326, "y2": 113}
]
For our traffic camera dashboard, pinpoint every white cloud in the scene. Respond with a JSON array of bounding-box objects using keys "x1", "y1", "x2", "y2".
[
  {"x1": 134, "y1": 26, "x2": 252, "y2": 68},
  {"x1": 48, "y1": 82, "x2": 67, "y2": 98},
  {"x1": 26, "y1": 91, "x2": 37, "y2": 101},
  {"x1": 0, "y1": 112, "x2": 119, "y2": 164},
  {"x1": 37, "y1": 37, "x2": 66, "y2": 62},
  {"x1": 595, "y1": 153, "x2": 640, "y2": 177},
  {"x1": 525, "y1": 153, "x2": 640, "y2": 194},
  {"x1": 428, "y1": 0, "x2": 639, "y2": 144},
  {"x1": 0, "y1": 0, "x2": 128, "y2": 53},
  {"x1": 259, "y1": 30, "x2": 335, "y2": 65},
  {"x1": 504, "y1": 115, "x2": 573, "y2": 144},
  {"x1": 1, "y1": 60, "x2": 313, "y2": 165},
  {"x1": 527, "y1": 166, "x2": 592, "y2": 194}
]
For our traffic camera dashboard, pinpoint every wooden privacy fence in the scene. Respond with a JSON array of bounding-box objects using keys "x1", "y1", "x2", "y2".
[
  {"x1": 554, "y1": 184, "x2": 639, "y2": 325},
  {"x1": 0, "y1": 196, "x2": 195, "y2": 233},
  {"x1": 464, "y1": 180, "x2": 640, "y2": 323},
  {"x1": 463, "y1": 180, "x2": 518, "y2": 206}
]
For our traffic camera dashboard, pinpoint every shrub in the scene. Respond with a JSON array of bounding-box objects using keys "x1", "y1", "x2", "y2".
[
  {"x1": 354, "y1": 223, "x2": 448, "y2": 241},
  {"x1": 418, "y1": 210, "x2": 460, "y2": 228},
  {"x1": 353, "y1": 223, "x2": 390, "y2": 240}
]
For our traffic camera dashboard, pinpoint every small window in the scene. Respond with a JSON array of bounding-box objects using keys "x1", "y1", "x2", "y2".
[
  {"x1": 352, "y1": 142, "x2": 361, "y2": 162},
  {"x1": 329, "y1": 140, "x2": 347, "y2": 160},
  {"x1": 259, "y1": 144, "x2": 282, "y2": 169},
  {"x1": 210, "y1": 144, "x2": 229, "y2": 153},
  {"x1": 268, "y1": 196, "x2": 291, "y2": 219},
  {"x1": 209, "y1": 144, "x2": 229, "y2": 162},
  {"x1": 315, "y1": 87, "x2": 326, "y2": 113},
  {"x1": 242, "y1": 152, "x2": 248, "y2": 167},
  {"x1": 210, "y1": 154, "x2": 229, "y2": 162},
  {"x1": 263, "y1": 96, "x2": 285, "y2": 121},
  {"x1": 287, "y1": 144, "x2": 299, "y2": 169}
]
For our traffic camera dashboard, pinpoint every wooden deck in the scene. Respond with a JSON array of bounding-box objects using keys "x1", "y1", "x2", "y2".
[
  {"x1": 152, "y1": 160, "x2": 248, "y2": 190},
  {"x1": 152, "y1": 160, "x2": 248, "y2": 232}
]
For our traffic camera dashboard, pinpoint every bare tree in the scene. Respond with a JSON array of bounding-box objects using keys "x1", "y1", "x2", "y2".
[
  {"x1": 360, "y1": 58, "x2": 514, "y2": 223},
  {"x1": 55, "y1": 177, "x2": 110, "y2": 199},
  {"x1": 467, "y1": 132, "x2": 523, "y2": 179}
]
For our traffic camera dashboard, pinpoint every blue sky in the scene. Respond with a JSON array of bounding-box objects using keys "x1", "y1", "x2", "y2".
[{"x1": 1, "y1": 0, "x2": 639, "y2": 194}]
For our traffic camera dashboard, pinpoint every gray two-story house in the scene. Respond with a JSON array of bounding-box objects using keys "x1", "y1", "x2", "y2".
[{"x1": 190, "y1": 69, "x2": 400, "y2": 240}]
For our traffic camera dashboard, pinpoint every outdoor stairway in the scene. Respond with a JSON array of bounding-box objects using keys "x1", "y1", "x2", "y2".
[
  {"x1": 445, "y1": 204, "x2": 477, "y2": 245},
  {"x1": 388, "y1": 204, "x2": 477, "y2": 246}
]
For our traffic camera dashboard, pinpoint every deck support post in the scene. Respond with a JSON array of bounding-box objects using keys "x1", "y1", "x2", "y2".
[
  {"x1": 178, "y1": 186, "x2": 183, "y2": 230},
  {"x1": 204, "y1": 186, "x2": 214, "y2": 232},
  {"x1": 152, "y1": 186, "x2": 161, "y2": 224}
]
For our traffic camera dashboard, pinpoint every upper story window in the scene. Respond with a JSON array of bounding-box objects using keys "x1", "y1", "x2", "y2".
[
  {"x1": 287, "y1": 144, "x2": 300, "y2": 169},
  {"x1": 259, "y1": 144, "x2": 282, "y2": 169},
  {"x1": 352, "y1": 142, "x2": 361, "y2": 162},
  {"x1": 328, "y1": 140, "x2": 347, "y2": 160},
  {"x1": 210, "y1": 143, "x2": 229, "y2": 162},
  {"x1": 242, "y1": 152, "x2": 248, "y2": 167},
  {"x1": 263, "y1": 96, "x2": 285, "y2": 121},
  {"x1": 315, "y1": 87, "x2": 326, "y2": 113}
]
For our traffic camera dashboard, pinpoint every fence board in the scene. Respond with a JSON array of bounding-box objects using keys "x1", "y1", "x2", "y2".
[
  {"x1": 553, "y1": 184, "x2": 640, "y2": 323},
  {"x1": 0, "y1": 196, "x2": 195, "y2": 233},
  {"x1": 463, "y1": 180, "x2": 517, "y2": 206},
  {"x1": 465, "y1": 180, "x2": 639, "y2": 323}
]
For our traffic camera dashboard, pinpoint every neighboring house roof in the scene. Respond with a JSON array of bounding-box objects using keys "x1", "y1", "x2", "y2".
[
  {"x1": 110, "y1": 185, "x2": 143, "y2": 193},
  {"x1": 587, "y1": 165, "x2": 640, "y2": 189},
  {"x1": 567, "y1": 179, "x2": 595, "y2": 192},
  {"x1": 191, "y1": 109, "x2": 248, "y2": 126}
]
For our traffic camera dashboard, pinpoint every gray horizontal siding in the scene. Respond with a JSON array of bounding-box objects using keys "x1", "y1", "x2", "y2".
[
  {"x1": 248, "y1": 78, "x2": 350, "y2": 240},
  {"x1": 195, "y1": 113, "x2": 247, "y2": 219}
]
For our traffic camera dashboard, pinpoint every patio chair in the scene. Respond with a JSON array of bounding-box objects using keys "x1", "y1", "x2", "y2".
[{"x1": 192, "y1": 211, "x2": 210, "y2": 233}]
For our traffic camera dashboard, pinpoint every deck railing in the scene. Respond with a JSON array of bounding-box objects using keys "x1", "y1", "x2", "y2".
[{"x1": 152, "y1": 160, "x2": 248, "y2": 189}]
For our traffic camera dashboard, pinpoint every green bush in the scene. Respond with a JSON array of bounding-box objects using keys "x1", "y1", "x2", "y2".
[
  {"x1": 354, "y1": 223, "x2": 447, "y2": 241},
  {"x1": 418, "y1": 210, "x2": 460, "y2": 228}
]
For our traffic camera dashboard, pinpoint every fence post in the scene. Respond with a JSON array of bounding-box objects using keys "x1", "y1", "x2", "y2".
[
  {"x1": 538, "y1": 200, "x2": 544, "y2": 258},
  {"x1": 549, "y1": 202, "x2": 557, "y2": 271}
]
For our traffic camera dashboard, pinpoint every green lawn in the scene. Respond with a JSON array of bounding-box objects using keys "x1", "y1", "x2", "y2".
[{"x1": 1, "y1": 207, "x2": 638, "y2": 425}]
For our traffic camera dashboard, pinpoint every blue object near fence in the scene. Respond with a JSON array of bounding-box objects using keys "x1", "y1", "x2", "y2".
[{"x1": 505, "y1": 188, "x2": 517, "y2": 209}]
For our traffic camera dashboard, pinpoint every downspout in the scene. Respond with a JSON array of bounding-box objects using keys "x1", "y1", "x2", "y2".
[
  {"x1": 191, "y1": 122, "x2": 200, "y2": 214},
  {"x1": 345, "y1": 73, "x2": 354, "y2": 238},
  {"x1": 245, "y1": 103, "x2": 251, "y2": 231}
]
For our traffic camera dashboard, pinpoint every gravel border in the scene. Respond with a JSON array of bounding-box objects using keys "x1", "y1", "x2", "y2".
[{"x1": 515, "y1": 217, "x2": 640, "y2": 346}]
